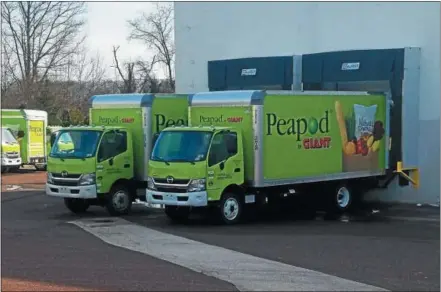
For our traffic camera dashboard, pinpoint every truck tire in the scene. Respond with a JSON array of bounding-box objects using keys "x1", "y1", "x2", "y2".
[
  {"x1": 64, "y1": 198, "x2": 90, "y2": 214},
  {"x1": 218, "y1": 192, "x2": 243, "y2": 225},
  {"x1": 164, "y1": 206, "x2": 190, "y2": 223},
  {"x1": 9, "y1": 166, "x2": 20, "y2": 173},
  {"x1": 329, "y1": 183, "x2": 353, "y2": 213},
  {"x1": 1, "y1": 166, "x2": 7, "y2": 173},
  {"x1": 106, "y1": 184, "x2": 132, "y2": 216}
]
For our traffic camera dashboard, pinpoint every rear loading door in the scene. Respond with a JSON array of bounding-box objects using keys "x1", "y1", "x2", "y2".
[{"x1": 29, "y1": 120, "x2": 45, "y2": 159}]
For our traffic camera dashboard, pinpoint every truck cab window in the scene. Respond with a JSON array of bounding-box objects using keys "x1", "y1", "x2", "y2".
[
  {"x1": 225, "y1": 132, "x2": 238, "y2": 157},
  {"x1": 208, "y1": 133, "x2": 229, "y2": 167},
  {"x1": 98, "y1": 131, "x2": 127, "y2": 162}
]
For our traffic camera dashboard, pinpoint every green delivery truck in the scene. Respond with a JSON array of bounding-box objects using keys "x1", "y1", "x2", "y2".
[
  {"x1": 45, "y1": 93, "x2": 189, "y2": 216},
  {"x1": 1, "y1": 109, "x2": 48, "y2": 170},
  {"x1": 147, "y1": 90, "x2": 419, "y2": 224},
  {"x1": 1, "y1": 126, "x2": 22, "y2": 173}
]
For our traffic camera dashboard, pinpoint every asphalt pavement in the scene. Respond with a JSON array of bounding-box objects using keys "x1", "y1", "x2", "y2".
[
  {"x1": 1, "y1": 190, "x2": 236, "y2": 291},
  {"x1": 1, "y1": 189, "x2": 440, "y2": 291}
]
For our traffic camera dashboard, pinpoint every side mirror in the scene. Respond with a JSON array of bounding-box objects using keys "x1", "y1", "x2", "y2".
[
  {"x1": 17, "y1": 130, "x2": 25, "y2": 139},
  {"x1": 219, "y1": 161, "x2": 225, "y2": 171},
  {"x1": 109, "y1": 157, "x2": 114, "y2": 166}
]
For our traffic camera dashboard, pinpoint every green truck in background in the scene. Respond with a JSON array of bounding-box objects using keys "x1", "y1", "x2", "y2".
[
  {"x1": 1, "y1": 127, "x2": 22, "y2": 173},
  {"x1": 1, "y1": 109, "x2": 48, "y2": 171},
  {"x1": 45, "y1": 93, "x2": 189, "y2": 216},
  {"x1": 147, "y1": 90, "x2": 419, "y2": 224}
]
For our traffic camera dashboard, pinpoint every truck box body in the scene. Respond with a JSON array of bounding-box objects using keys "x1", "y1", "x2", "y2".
[
  {"x1": 89, "y1": 93, "x2": 189, "y2": 181},
  {"x1": 189, "y1": 90, "x2": 389, "y2": 187},
  {"x1": 1, "y1": 109, "x2": 48, "y2": 166}
]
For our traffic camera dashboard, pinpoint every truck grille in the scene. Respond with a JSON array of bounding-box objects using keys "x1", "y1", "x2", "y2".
[
  {"x1": 154, "y1": 178, "x2": 190, "y2": 185},
  {"x1": 5, "y1": 152, "x2": 19, "y2": 159},
  {"x1": 53, "y1": 180, "x2": 78, "y2": 187},
  {"x1": 156, "y1": 187, "x2": 188, "y2": 193},
  {"x1": 52, "y1": 173, "x2": 82, "y2": 179}
]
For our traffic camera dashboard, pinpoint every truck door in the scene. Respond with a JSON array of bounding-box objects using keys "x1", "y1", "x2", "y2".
[
  {"x1": 96, "y1": 130, "x2": 133, "y2": 194},
  {"x1": 29, "y1": 120, "x2": 45, "y2": 163},
  {"x1": 206, "y1": 131, "x2": 243, "y2": 201}
]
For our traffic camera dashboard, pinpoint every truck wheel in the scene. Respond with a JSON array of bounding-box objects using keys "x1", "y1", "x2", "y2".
[
  {"x1": 1, "y1": 167, "x2": 7, "y2": 173},
  {"x1": 218, "y1": 192, "x2": 243, "y2": 225},
  {"x1": 9, "y1": 166, "x2": 20, "y2": 173},
  {"x1": 64, "y1": 198, "x2": 90, "y2": 214},
  {"x1": 329, "y1": 183, "x2": 353, "y2": 213},
  {"x1": 106, "y1": 184, "x2": 132, "y2": 216},
  {"x1": 164, "y1": 206, "x2": 190, "y2": 223}
]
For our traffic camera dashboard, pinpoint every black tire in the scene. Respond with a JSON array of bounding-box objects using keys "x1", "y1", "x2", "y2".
[
  {"x1": 1, "y1": 166, "x2": 7, "y2": 173},
  {"x1": 64, "y1": 198, "x2": 90, "y2": 214},
  {"x1": 164, "y1": 206, "x2": 190, "y2": 223},
  {"x1": 327, "y1": 183, "x2": 353, "y2": 214},
  {"x1": 218, "y1": 192, "x2": 243, "y2": 225},
  {"x1": 9, "y1": 166, "x2": 20, "y2": 173},
  {"x1": 106, "y1": 184, "x2": 132, "y2": 216}
]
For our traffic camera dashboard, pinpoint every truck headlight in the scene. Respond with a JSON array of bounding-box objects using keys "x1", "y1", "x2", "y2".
[
  {"x1": 147, "y1": 176, "x2": 156, "y2": 190},
  {"x1": 79, "y1": 173, "x2": 96, "y2": 186},
  {"x1": 188, "y1": 178, "x2": 206, "y2": 192},
  {"x1": 47, "y1": 172, "x2": 53, "y2": 184}
]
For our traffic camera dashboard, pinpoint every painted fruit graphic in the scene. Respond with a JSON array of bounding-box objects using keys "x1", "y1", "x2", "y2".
[{"x1": 308, "y1": 117, "x2": 318, "y2": 135}]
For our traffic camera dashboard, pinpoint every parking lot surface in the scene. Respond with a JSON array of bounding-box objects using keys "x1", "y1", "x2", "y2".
[{"x1": 1, "y1": 187, "x2": 439, "y2": 291}]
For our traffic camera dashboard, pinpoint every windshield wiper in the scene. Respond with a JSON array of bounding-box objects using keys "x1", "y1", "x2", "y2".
[
  {"x1": 169, "y1": 158, "x2": 196, "y2": 165},
  {"x1": 152, "y1": 155, "x2": 170, "y2": 165}
]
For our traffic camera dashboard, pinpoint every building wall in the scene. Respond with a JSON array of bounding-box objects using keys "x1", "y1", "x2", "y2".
[{"x1": 174, "y1": 2, "x2": 440, "y2": 204}]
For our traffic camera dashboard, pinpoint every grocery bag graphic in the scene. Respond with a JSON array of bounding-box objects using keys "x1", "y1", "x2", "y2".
[{"x1": 335, "y1": 100, "x2": 385, "y2": 172}]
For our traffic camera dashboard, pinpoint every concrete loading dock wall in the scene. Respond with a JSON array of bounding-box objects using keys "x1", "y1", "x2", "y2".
[{"x1": 174, "y1": 1, "x2": 440, "y2": 204}]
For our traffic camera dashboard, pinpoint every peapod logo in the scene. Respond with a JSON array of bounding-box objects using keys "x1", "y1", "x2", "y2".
[
  {"x1": 155, "y1": 114, "x2": 187, "y2": 133},
  {"x1": 30, "y1": 125, "x2": 43, "y2": 136},
  {"x1": 266, "y1": 111, "x2": 332, "y2": 150},
  {"x1": 199, "y1": 115, "x2": 243, "y2": 124},
  {"x1": 98, "y1": 116, "x2": 134, "y2": 125}
]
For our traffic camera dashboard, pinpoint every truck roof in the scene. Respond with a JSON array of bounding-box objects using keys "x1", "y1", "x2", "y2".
[
  {"x1": 58, "y1": 125, "x2": 126, "y2": 131},
  {"x1": 163, "y1": 125, "x2": 231, "y2": 132}
]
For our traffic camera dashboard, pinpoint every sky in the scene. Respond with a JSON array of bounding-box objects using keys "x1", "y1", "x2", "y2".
[{"x1": 83, "y1": 2, "x2": 165, "y2": 79}]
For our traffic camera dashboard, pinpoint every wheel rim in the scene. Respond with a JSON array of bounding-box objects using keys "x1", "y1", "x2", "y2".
[
  {"x1": 112, "y1": 190, "x2": 129, "y2": 211},
  {"x1": 223, "y1": 198, "x2": 239, "y2": 221},
  {"x1": 336, "y1": 186, "x2": 350, "y2": 208}
]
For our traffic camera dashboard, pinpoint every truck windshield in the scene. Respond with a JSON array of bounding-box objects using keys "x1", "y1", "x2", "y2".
[
  {"x1": 2, "y1": 128, "x2": 18, "y2": 144},
  {"x1": 50, "y1": 130, "x2": 102, "y2": 159},
  {"x1": 151, "y1": 131, "x2": 213, "y2": 163}
]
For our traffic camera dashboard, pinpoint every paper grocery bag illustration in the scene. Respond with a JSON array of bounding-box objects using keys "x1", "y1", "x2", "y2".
[{"x1": 335, "y1": 101, "x2": 385, "y2": 172}]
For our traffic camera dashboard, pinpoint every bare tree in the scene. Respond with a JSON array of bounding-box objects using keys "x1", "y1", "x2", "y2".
[
  {"x1": 127, "y1": 3, "x2": 175, "y2": 91},
  {"x1": 1, "y1": 1, "x2": 87, "y2": 106},
  {"x1": 112, "y1": 45, "x2": 157, "y2": 93}
]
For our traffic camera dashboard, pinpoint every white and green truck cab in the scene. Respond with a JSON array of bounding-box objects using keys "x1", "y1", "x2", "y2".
[
  {"x1": 147, "y1": 90, "x2": 419, "y2": 224},
  {"x1": 46, "y1": 93, "x2": 189, "y2": 216},
  {"x1": 1, "y1": 127, "x2": 22, "y2": 173},
  {"x1": 1, "y1": 109, "x2": 48, "y2": 170}
]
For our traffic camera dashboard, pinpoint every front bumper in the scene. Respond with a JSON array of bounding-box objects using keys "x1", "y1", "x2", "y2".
[
  {"x1": 147, "y1": 190, "x2": 208, "y2": 207},
  {"x1": 46, "y1": 183, "x2": 97, "y2": 199},
  {"x1": 30, "y1": 157, "x2": 46, "y2": 166},
  {"x1": 1, "y1": 157, "x2": 22, "y2": 167}
]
